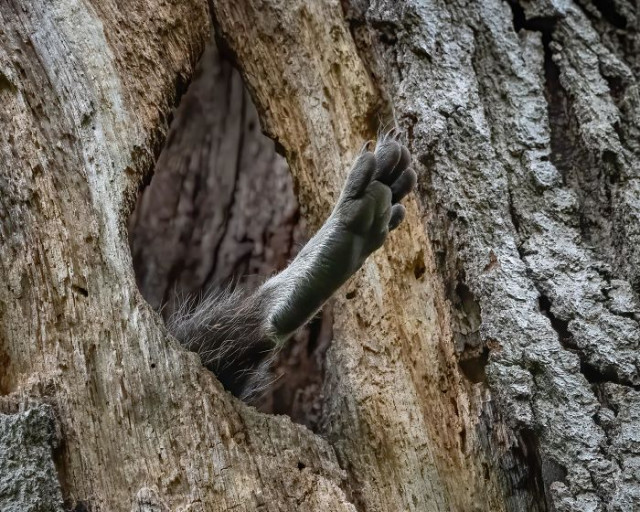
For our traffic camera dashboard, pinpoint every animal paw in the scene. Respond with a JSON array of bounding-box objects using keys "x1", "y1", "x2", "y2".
[{"x1": 334, "y1": 134, "x2": 417, "y2": 260}]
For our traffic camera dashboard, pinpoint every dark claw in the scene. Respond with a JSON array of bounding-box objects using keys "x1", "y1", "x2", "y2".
[{"x1": 360, "y1": 140, "x2": 375, "y2": 153}]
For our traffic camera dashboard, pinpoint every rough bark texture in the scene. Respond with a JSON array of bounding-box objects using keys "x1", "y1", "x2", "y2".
[
  {"x1": 210, "y1": 2, "x2": 512, "y2": 511},
  {"x1": 343, "y1": 0, "x2": 640, "y2": 510},
  {"x1": 2, "y1": 0, "x2": 639, "y2": 511},
  {"x1": 0, "y1": 403, "x2": 63, "y2": 512}
]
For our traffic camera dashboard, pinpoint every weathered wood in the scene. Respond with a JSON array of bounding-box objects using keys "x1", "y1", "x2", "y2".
[
  {"x1": 210, "y1": 1, "x2": 514, "y2": 510},
  {"x1": 0, "y1": 2, "x2": 353, "y2": 510}
]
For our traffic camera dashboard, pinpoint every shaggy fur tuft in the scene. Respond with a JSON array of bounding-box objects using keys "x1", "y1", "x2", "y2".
[{"x1": 167, "y1": 285, "x2": 279, "y2": 401}]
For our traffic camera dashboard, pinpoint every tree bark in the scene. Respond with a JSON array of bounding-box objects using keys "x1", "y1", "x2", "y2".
[
  {"x1": 211, "y1": 0, "x2": 640, "y2": 510},
  {"x1": 2, "y1": 1, "x2": 639, "y2": 512}
]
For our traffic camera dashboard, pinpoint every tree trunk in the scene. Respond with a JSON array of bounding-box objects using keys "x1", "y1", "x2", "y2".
[{"x1": 2, "y1": 2, "x2": 639, "y2": 512}]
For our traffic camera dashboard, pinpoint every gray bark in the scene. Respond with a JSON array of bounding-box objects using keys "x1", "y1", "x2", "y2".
[
  {"x1": 0, "y1": 403, "x2": 63, "y2": 512},
  {"x1": 342, "y1": 0, "x2": 640, "y2": 510},
  {"x1": 212, "y1": 0, "x2": 640, "y2": 510}
]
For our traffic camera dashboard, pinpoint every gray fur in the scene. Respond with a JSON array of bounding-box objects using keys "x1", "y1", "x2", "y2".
[{"x1": 167, "y1": 285, "x2": 279, "y2": 400}]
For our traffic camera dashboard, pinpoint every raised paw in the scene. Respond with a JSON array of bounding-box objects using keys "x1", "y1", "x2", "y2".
[{"x1": 334, "y1": 134, "x2": 417, "y2": 259}]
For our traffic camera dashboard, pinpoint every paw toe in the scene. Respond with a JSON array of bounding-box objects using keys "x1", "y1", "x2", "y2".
[
  {"x1": 374, "y1": 139, "x2": 402, "y2": 182},
  {"x1": 388, "y1": 203, "x2": 406, "y2": 231},
  {"x1": 344, "y1": 151, "x2": 376, "y2": 198},
  {"x1": 391, "y1": 168, "x2": 417, "y2": 203},
  {"x1": 387, "y1": 145, "x2": 411, "y2": 184}
]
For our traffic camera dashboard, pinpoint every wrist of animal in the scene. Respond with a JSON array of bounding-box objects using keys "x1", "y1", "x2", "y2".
[{"x1": 259, "y1": 216, "x2": 363, "y2": 342}]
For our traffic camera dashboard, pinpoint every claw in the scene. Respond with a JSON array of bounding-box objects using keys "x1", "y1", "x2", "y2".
[{"x1": 360, "y1": 140, "x2": 375, "y2": 153}]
